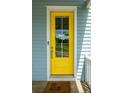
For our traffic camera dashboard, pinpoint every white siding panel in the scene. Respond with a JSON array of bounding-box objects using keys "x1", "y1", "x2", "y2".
[{"x1": 77, "y1": 7, "x2": 91, "y2": 81}]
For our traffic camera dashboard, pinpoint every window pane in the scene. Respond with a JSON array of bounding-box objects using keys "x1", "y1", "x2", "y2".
[
  {"x1": 56, "y1": 17, "x2": 62, "y2": 29},
  {"x1": 63, "y1": 17, "x2": 69, "y2": 29},
  {"x1": 55, "y1": 16, "x2": 69, "y2": 57}
]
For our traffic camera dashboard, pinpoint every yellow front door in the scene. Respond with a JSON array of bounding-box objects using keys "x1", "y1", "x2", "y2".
[{"x1": 50, "y1": 11, "x2": 74, "y2": 75}]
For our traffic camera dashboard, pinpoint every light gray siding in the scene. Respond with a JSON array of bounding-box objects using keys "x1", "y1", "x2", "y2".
[
  {"x1": 77, "y1": 8, "x2": 91, "y2": 80},
  {"x1": 32, "y1": 0, "x2": 91, "y2": 80}
]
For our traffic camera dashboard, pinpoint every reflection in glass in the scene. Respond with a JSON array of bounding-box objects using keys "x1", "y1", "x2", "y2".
[{"x1": 55, "y1": 16, "x2": 69, "y2": 57}]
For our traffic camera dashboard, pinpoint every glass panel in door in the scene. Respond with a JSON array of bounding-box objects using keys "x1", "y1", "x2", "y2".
[{"x1": 55, "y1": 16, "x2": 69, "y2": 57}]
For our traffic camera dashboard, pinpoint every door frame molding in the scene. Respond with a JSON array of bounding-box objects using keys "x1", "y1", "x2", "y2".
[{"x1": 46, "y1": 6, "x2": 77, "y2": 81}]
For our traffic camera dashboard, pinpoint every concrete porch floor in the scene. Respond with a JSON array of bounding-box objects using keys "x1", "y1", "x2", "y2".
[{"x1": 32, "y1": 81, "x2": 79, "y2": 93}]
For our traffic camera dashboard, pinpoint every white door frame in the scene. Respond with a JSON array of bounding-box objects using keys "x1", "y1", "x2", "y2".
[{"x1": 46, "y1": 6, "x2": 77, "y2": 81}]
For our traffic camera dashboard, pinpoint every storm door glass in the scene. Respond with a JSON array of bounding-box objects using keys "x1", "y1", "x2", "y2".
[{"x1": 55, "y1": 16, "x2": 69, "y2": 57}]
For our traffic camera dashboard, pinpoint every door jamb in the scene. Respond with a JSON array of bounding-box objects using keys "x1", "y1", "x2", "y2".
[{"x1": 46, "y1": 6, "x2": 77, "y2": 81}]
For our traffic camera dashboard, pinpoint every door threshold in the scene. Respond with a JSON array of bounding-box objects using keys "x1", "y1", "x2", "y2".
[
  {"x1": 51, "y1": 74, "x2": 74, "y2": 78},
  {"x1": 49, "y1": 74, "x2": 75, "y2": 81}
]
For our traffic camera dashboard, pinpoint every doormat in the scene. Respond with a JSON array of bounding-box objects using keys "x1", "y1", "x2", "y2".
[{"x1": 43, "y1": 81, "x2": 70, "y2": 93}]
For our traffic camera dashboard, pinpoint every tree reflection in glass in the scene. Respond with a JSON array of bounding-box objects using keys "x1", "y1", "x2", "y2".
[{"x1": 55, "y1": 16, "x2": 69, "y2": 57}]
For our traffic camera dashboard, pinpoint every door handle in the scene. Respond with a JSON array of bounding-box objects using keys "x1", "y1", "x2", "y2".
[{"x1": 47, "y1": 41, "x2": 49, "y2": 45}]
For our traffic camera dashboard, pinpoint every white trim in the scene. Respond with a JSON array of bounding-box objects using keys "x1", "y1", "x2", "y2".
[
  {"x1": 87, "y1": 0, "x2": 91, "y2": 8},
  {"x1": 49, "y1": 78, "x2": 75, "y2": 81},
  {"x1": 47, "y1": 6, "x2": 77, "y2": 81},
  {"x1": 47, "y1": 6, "x2": 77, "y2": 11},
  {"x1": 74, "y1": 6, "x2": 77, "y2": 80},
  {"x1": 76, "y1": 80, "x2": 84, "y2": 93},
  {"x1": 47, "y1": 7, "x2": 50, "y2": 80}
]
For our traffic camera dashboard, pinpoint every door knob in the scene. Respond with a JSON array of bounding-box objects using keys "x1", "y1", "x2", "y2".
[{"x1": 47, "y1": 41, "x2": 49, "y2": 45}]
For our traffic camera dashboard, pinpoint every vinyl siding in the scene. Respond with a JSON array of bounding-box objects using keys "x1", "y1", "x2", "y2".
[
  {"x1": 77, "y1": 8, "x2": 91, "y2": 80},
  {"x1": 32, "y1": 0, "x2": 91, "y2": 80}
]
